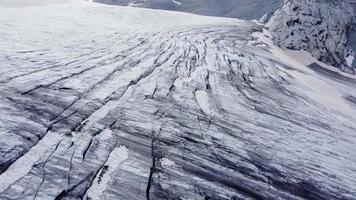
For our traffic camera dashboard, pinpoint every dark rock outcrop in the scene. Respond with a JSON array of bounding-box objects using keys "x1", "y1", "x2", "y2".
[{"x1": 267, "y1": 0, "x2": 356, "y2": 73}]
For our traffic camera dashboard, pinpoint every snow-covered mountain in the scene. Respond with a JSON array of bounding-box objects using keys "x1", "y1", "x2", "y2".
[
  {"x1": 93, "y1": 0, "x2": 283, "y2": 19},
  {"x1": 1, "y1": 1, "x2": 356, "y2": 200},
  {"x1": 267, "y1": 0, "x2": 356, "y2": 74}
]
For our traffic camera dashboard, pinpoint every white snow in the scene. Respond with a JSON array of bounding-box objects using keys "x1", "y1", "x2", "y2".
[
  {"x1": 160, "y1": 158, "x2": 176, "y2": 168},
  {"x1": 345, "y1": 54, "x2": 355, "y2": 68},
  {"x1": 195, "y1": 90, "x2": 212, "y2": 116},
  {"x1": 172, "y1": 0, "x2": 182, "y2": 6},
  {"x1": 285, "y1": 50, "x2": 356, "y2": 80},
  {"x1": 0, "y1": 131, "x2": 65, "y2": 192},
  {"x1": 0, "y1": 0, "x2": 240, "y2": 45},
  {"x1": 85, "y1": 145, "x2": 128, "y2": 200},
  {"x1": 97, "y1": 128, "x2": 113, "y2": 140},
  {"x1": 0, "y1": 1, "x2": 355, "y2": 198},
  {"x1": 253, "y1": 30, "x2": 356, "y2": 118},
  {"x1": 0, "y1": 0, "x2": 81, "y2": 7}
]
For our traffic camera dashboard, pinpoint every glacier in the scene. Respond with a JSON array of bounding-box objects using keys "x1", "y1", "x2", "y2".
[
  {"x1": 93, "y1": 0, "x2": 356, "y2": 70},
  {"x1": 0, "y1": 1, "x2": 356, "y2": 200}
]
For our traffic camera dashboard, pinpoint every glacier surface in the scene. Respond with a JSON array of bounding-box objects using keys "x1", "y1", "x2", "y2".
[{"x1": 0, "y1": 1, "x2": 356, "y2": 200}]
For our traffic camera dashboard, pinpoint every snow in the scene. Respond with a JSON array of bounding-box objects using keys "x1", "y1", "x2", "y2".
[
  {"x1": 160, "y1": 158, "x2": 176, "y2": 168},
  {"x1": 345, "y1": 54, "x2": 355, "y2": 68},
  {"x1": 85, "y1": 145, "x2": 129, "y2": 200},
  {"x1": 97, "y1": 128, "x2": 113, "y2": 140},
  {"x1": 195, "y1": 90, "x2": 212, "y2": 116},
  {"x1": 0, "y1": 0, "x2": 81, "y2": 7},
  {"x1": 0, "y1": 1, "x2": 356, "y2": 199},
  {"x1": 0, "y1": 131, "x2": 65, "y2": 193},
  {"x1": 253, "y1": 30, "x2": 356, "y2": 118},
  {"x1": 172, "y1": 0, "x2": 182, "y2": 6},
  {"x1": 0, "y1": 0, "x2": 240, "y2": 41},
  {"x1": 285, "y1": 50, "x2": 356, "y2": 80}
]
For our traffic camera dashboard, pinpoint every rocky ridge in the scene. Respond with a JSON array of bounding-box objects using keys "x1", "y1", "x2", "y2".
[{"x1": 267, "y1": 0, "x2": 356, "y2": 73}]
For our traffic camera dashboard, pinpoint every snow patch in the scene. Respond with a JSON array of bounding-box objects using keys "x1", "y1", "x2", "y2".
[
  {"x1": 0, "y1": 131, "x2": 65, "y2": 192},
  {"x1": 85, "y1": 145, "x2": 129, "y2": 200},
  {"x1": 172, "y1": 0, "x2": 182, "y2": 6},
  {"x1": 195, "y1": 90, "x2": 212, "y2": 116},
  {"x1": 0, "y1": 0, "x2": 81, "y2": 7},
  {"x1": 253, "y1": 30, "x2": 356, "y2": 118},
  {"x1": 285, "y1": 50, "x2": 356, "y2": 80},
  {"x1": 160, "y1": 158, "x2": 176, "y2": 168},
  {"x1": 345, "y1": 55, "x2": 355, "y2": 68},
  {"x1": 97, "y1": 128, "x2": 113, "y2": 140}
]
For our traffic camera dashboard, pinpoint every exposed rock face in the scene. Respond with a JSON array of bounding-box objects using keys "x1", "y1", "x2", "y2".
[
  {"x1": 267, "y1": 0, "x2": 356, "y2": 73},
  {"x1": 350, "y1": 17, "x2": 356, "y2": 68}
]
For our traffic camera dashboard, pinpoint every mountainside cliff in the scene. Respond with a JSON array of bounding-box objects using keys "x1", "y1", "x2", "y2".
[{"x1": 267, "y1": 0, "x2": 356, "y2": 73}]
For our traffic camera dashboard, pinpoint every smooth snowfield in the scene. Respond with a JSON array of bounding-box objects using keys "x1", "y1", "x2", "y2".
[
  {"x1": 0, "y1": 1, "x2": 356, "y2": 200},
  {"x1": 0, "y1": 0, "x2": 81, "y2": 7}
]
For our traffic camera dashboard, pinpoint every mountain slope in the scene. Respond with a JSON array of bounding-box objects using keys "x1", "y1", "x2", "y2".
[
  {"x1": 0, "y1": 1, "x2": 356, "y2": 200},
  {"x1": 94, "y1": 0, "x2": 283, "y2": 19}
]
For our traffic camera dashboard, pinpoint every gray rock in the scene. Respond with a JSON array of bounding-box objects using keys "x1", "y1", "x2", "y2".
[{"x1": 267, "y1": 0, "x2": 356, "y2": 72}]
